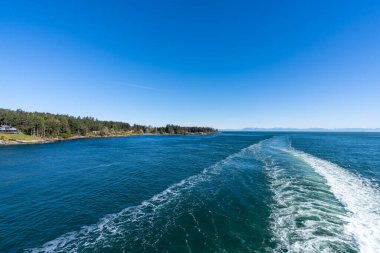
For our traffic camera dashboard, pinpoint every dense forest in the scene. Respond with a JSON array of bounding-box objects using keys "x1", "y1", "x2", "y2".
[{"x1": 0, "y1": 108, "x2": 217, "y2": 137}]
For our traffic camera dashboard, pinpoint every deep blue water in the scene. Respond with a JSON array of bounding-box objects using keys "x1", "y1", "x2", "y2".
[{"x1": 0, "y1": 132, "x2": 379, "y2": 252}]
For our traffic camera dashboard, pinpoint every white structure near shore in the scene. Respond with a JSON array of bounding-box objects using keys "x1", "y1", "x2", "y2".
[{"x1": 0, "y1": 125, "x2": 20, "y2": 133}]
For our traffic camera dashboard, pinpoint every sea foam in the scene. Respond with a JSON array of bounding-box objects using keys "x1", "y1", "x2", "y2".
[
  {"x1": 25, "y1": 144, "x2": 257, "y2": 253},
  {"x1": 290, "y1": 148, "x2": 380, "y2": 253},
  {"x1": 250, "y1": 138, "x2": 357, "y2": 252}
]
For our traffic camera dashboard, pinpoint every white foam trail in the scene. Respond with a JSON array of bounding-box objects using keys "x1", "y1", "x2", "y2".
[
  {"x1": 25, "y1": 143, "x2": 261, "y2": 253},
  {"x1": 251, "y1": 139, "x2": 356, "y2": 252},
  {"x1": 289, "y1": 148, "x2": 380, "y2": 253}
]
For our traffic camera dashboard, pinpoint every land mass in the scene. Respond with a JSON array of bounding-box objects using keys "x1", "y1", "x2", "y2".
[
  {"x1": 223, "y1": 127, "x2": 380, "y2": 132},
  {"x1": 0, "y1": 108, "x2": 218, "y2": 145}
]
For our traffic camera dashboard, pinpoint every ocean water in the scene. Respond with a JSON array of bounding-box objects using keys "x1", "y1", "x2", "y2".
[{"x1": 0, "y1": 132, "x2": 380, "y2": 253}]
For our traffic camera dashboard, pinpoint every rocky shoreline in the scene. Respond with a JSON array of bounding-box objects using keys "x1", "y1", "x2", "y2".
[
  {"x1": 0, "y1": 134, "x2": 136, "y2": 146},
  {"x1": 0, "y1": 132, "x2": 217, "y2": 146}
]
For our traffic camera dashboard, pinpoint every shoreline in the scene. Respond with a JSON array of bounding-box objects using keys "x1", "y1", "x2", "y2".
[{"x1": 0, "y1": 132, "x2": 217, "y2": 146}]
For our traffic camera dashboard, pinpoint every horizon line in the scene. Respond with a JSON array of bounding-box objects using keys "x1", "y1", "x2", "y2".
[{"x1": 221, "y1": 127, "x2": 380, "y2": 132}]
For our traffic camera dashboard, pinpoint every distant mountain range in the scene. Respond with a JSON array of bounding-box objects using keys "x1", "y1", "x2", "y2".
[{"x1": 221, "y1": 128, "x2": 380, "y2": 132}]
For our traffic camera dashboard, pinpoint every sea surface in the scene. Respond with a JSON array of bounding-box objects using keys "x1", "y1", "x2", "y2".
[{"x1": 1, "y1": 132, "x2": 380, "y2": 253}]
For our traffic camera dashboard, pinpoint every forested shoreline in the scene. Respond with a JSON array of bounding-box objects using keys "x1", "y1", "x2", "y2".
[{"x1": 0, "y1": 108, "x2": 217, "y2": 138}]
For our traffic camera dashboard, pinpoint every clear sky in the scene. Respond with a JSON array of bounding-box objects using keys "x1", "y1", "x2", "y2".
[{"x1": 1, "y1": 1, "x2": 380, "y2": 129}]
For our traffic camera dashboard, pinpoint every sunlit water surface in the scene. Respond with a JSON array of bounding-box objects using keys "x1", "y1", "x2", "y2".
[{"x1": 1, "y1": 132, "x2": 380, "y2": 253}]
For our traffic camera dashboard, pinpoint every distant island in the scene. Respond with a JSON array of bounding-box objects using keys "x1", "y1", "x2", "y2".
[
  {"x1": 0, "y1": 108, "x2": 218, "y2": 145},
  {"x1": 222, "y1": 127, "x2": 380, "y2": 132}
]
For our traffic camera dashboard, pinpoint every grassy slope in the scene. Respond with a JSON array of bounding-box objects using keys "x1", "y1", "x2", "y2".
[
  {"x1": 0, "y1": 132, "x2": 138, "y2": 144},
  {"x1": 0, "y1": 133, "x2": 44, "y2": 141}
]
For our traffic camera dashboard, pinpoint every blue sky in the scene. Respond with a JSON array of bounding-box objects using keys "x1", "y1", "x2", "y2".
[{"x1": 1, "y1": 1, "x2": 380, "y2": 129}]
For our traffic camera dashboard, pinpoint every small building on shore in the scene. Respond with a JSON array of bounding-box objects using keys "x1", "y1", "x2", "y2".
[{"x1": 0, "y1": 125, "x2": 20, "y2": 133}]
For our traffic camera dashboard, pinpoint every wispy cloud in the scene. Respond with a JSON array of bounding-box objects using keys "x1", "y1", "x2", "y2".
[
  {"x1": 96, "y1": 81, "x2": 158, "y2": 91},
  {"x1": 123, "y1": 83, "x2": 157, "y2": 90}
]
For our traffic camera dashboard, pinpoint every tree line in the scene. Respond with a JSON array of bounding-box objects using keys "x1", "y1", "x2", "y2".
[{"x1": 0, "y1": 108, "x2": 217, "y2": 137}]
